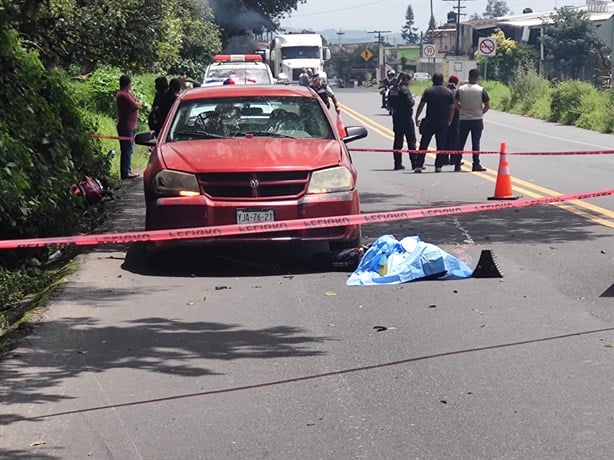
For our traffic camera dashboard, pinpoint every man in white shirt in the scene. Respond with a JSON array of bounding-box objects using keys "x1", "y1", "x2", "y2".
[{"x1": 455, "y1": 69, "x2": 490, "y2": 172}]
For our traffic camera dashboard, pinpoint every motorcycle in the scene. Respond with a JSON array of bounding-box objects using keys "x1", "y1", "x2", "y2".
[{"x1": 379, "y1": 80, "x2": 394, "y2": 115}]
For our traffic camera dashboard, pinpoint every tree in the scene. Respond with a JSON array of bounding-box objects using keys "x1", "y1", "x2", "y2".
[
  {"x1": 484, "y1": 0, "x2": 510, "y2": 18},
  {"x1": 476, "y1": 30, "x2": 538, "y2": 83},
  {"x1": 167, "y1": 0, "x2": 222, "y2": 77},
  {"x1": 327, "y1": 47, "x2": 377, "y2": 83},
  {"x1": 5, "y1": 0, "x2": 221, "y2": 74},
  {"x1": 423, "y1": 15, "x2": 437, "y2": 44},
  {"x1": 401, "y1": 4, "x2": 419, "y2": 44},
  {"x1": 209, "y1": 0, "x2": 306, "y2": 44},
  {"x1": 541, "y1": 7, "x2": 608, "y2": 80}
]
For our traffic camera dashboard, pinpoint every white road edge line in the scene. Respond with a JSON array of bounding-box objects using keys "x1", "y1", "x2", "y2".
[{"x1": 486, "y1": 120, "x2": 613, "y2": 149}]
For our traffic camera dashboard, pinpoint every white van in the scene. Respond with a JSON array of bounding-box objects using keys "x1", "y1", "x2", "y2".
[{"x1": 202, "y1": 55, "x2": 276, "y2": 86}]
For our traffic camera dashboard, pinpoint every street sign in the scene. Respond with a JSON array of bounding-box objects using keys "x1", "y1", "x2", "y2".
[
  {"x1": 596, "y1": 15, "x2": 614, "y2": 49},
  {"x1": 361, "y1": 49, "x2": 373, "y2": 61},
  {"x1": 478, "y1": 37, "x2": 497, "y2": 57},
  {"x1": 422, "y1": 44, "x2": 436, "y2": 58}
]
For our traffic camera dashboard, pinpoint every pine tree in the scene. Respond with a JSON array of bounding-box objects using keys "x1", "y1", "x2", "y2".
[{"x1": 401, "y1": 4, "x2": 420, "y2": 44}]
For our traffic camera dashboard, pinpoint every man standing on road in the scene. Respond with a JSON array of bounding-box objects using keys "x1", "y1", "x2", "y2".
[
  {"x1": 388, "y1": 72, "x2": 416, "y2": 170},
  {"x1": 455, "y1": 68, "x2": 490, "y2": 172},
  {"x1": 115, "y1": 74, "x2": 141, "y2": 180},
  {"x1": 414, "y1": 73, "x2": 455, "y2": 173}
]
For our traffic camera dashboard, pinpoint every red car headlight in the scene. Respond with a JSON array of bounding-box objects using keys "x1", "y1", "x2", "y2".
[
  {"x1": 307, "y1": 167, "x2": 354, "y2": 194},
  {"x1": 154, "y1": 170, "x2": 200, "y2": 197}
]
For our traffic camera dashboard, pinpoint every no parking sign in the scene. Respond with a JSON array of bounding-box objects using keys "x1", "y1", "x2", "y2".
[{"x1": 478, "y1": 37, "x2": 497, "y2": 57}]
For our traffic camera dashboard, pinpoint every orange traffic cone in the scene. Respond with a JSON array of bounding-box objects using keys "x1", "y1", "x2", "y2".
[
  {"x1": 488, "y1": 142, "x2": 519, "y2": 200},
  {"x1": 336, "y1": 113, "x2": 347, "y2": 138}
]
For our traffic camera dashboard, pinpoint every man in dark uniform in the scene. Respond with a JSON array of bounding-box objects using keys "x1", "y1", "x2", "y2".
[
  {"x1": 414, "y1": 73, "x2": 455, "y2": 173},
  {"x1": 444, "y1": 74, "x2": 461, "y2": 169},
  {"x1": 388, "y1": 72, "x2": 416, "y2": 170}
]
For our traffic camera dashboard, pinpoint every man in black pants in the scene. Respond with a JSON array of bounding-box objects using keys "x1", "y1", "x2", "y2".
[
  {"x1": 455, "y1": 68, "x2": 490, "y2": 172},
  {"x1": 388, "y1": 72, "x2": 416, "y2": 170},
  {"x1": 414, "y1": 73, "x2": 455, "y2": 173}
]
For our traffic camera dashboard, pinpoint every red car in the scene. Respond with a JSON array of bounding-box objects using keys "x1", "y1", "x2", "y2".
[{"x1": 134, "y1": 85, "x2": 367, "y2": 250}]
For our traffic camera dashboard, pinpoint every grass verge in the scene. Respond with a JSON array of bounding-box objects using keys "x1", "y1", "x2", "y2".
[{"x1": 0, "y1": 259, "x2": 78, "y2": 356}]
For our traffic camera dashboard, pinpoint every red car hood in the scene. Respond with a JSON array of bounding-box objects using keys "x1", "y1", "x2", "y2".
[{"x1": 160, "y1": 138, "x2": 343, "y2": 171}]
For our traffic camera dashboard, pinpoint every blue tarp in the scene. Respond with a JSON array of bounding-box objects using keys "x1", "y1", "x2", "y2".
[{"x1": 347, "y1": 235, "x2": 473, "y2": 286}]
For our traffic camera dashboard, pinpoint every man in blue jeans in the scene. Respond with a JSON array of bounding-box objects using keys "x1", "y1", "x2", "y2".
[
  {"x1": 116, "y1": 74, "x2": 141, "y2": 179},
  {"x1": 455, "y1": 69, "x2": 490, "y2": 172}
]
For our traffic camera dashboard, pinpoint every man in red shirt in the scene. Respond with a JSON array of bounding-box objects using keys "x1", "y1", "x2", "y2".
[{"x1": 116, "y1": 75, "x2": 141, "y2": 179}]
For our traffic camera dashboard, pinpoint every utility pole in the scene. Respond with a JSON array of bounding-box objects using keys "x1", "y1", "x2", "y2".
[
  {"x1": 368, "y1": 30, "x2": 391, "y2": 80},
  {"x1": 336, "y1": 28, "x2": 345, "y2": 47},
  {"x1": 444, "y1": 0, "x2": 473, "y2": 55}
]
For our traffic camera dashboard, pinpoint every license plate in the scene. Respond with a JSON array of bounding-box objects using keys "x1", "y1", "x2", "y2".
[{"x1": 236, "y1": 210, "x2": 275, "y2": 224}]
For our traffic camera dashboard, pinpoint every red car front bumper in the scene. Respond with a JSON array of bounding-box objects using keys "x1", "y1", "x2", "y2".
[{"x1": 146, "y1": 190, "x2": 360, "y2": 245}]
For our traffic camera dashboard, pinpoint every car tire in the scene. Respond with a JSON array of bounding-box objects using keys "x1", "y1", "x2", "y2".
[{"x1": 329, "y1": 234, "x2": 361, "y2": 252}]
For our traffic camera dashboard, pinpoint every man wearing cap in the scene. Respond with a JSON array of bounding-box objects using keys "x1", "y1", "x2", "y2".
[
  {"x1": 310, "y1": 73, "x2": 340, "y2": 113},
  {"x1": 455, "y1": 69, "x2": 490, "y2": 172}
]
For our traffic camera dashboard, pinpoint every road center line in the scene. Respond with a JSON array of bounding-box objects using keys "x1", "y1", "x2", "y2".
[{"x1": 340, "y1": 102, "x2": 614, "y2": 227}]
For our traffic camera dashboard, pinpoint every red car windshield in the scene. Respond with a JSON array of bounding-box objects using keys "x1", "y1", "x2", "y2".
[{"x1": 165, "y1": 96, "x2": 335, "y2": 141}]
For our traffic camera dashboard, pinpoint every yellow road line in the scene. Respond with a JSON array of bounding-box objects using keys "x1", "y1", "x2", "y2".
[{"x1": 340, "y1": 102, "x2": 614, "y2": 228}]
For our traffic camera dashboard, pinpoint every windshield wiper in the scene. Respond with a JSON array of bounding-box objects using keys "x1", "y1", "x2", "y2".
[
  {"x1": 231, "y1": 131, "x2": 296, "y2": 139},
  {"x1": 172, "y1": 130, "x2": 227, "y2": 139}
]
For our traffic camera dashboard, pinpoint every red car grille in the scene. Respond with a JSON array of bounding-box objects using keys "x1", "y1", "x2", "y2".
[{"x1": 197, "y1": 172, "x2": 310, "y2": 200}]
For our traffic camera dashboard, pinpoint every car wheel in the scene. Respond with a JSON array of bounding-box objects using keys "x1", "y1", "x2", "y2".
[
  {"x1": 329, "y1": 234, "x2": 361, "y2": 252},
  {"x1": 145, "y1": 201, "x2": 155, "y2": 231}
]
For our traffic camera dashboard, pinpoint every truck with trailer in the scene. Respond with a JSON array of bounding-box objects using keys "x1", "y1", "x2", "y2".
[{"x1": 267, "y1": 33, "x2": 331, "y2": 84}]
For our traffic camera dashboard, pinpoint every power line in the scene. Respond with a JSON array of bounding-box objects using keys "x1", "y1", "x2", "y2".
[{"x1": 286, "y1": 0, "x2": 396, "y2": 18}]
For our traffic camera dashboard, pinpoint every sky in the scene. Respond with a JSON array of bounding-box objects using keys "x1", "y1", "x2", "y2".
[{"x1": 279, "y1": 0, "x2": 589, "y2": 36}]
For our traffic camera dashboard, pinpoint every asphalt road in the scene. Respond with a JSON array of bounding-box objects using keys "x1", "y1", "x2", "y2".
[{"x1": 1, "y1": 86, "x2": 613, "y2": 459}]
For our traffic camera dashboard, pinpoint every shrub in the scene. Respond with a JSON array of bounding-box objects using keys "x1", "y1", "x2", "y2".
[
  {"x1": 0, "y1": 25, "x2": 108, "y2": 259},
  {"x1": 70, "y1": 66, "x2": 152, "y2": 123},
  {"x1": 574, "y1": 87, "x2": 608, "y2": 131},
  {"x1": 481, "y1": 80, "x2": 511, "y2": 110},
  {"x1": 527, "y1": 95, "x2": 551, "y2": 121},
  {"x1": 509, "y1": 67, "x2": 551, "y2": 115},
  {"x1": 549, "y1": 80, "x2": 595, "y2": 125},
  {"x1": 601, "y1": 89, "x2": 614, "y2": 133},
  {"x1": 0, "y1": 266, "x2": 54, "y2": 312}
]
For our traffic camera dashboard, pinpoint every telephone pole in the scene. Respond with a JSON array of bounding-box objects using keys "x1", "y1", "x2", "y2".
[
  {"x1": 444, "y1": 0, "x2": 474, "y2": 55},
  {"x1": 336, "y1": 28, "x2": 345, "y2": 47},
  {"x1": 368, "y1": 30, "x2": 391, "y2": 79}
]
